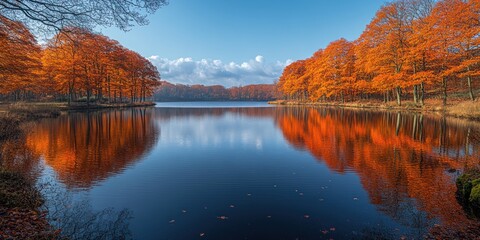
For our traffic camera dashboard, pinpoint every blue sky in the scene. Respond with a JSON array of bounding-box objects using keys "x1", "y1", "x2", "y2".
[{"x1": 101, "y1": 0, "x2": 386, "y2": 87}]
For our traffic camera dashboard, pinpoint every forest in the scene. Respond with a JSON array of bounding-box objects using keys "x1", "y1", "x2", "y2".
[
  {"x1": 0, "y1": 17, "x2": 161, "y2": 105},
  {"x1": 154, "y1": 81, "x2": 277, "y2": 101},
  {"x1": 278, "y1": 0, "x2": 480, "y2": 106}
]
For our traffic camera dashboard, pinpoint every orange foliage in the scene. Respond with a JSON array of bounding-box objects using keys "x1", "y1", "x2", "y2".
[
  {"x1": 42, "y1": 28, "x2": 160, "y2": 104},
  {"x1": 278, "y1": 0, "x2": 479, "y2": 105},
  {"x1": 0, "y1": 16, "x2": 41, "y2": 97},
  {"x1": 0, "y1": 21, "x2": 160, "y2": 103}
]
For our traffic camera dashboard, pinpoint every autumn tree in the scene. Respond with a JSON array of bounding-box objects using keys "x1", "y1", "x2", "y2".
[
  {"x1": 278, "y1": 60, "x2": 308, "y2": 100},
  {"x1": 313, "y1": 39, "x2": 356, "y2": 102},
  {"x1": 359, "y1": 1, "x2": 412, "y2": 106},
  {"x1": 42, "y1": 28, "x2": 89, "y2": 104},
  {"x1": 438, "y1": 0, "x2": 480, "y2": 101},
  {"x1": 43, "y1": 28, "x2": 160, "y2": 104},
  {"x1": 405, "y1": 0, "x2": 436, "y2": 105},
  {"x1": 0, "y1": 16, "x2": 41, "y2": 100}
]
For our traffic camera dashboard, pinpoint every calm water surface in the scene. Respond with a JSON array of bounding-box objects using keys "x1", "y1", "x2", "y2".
[{"x1": 5, "y1": 102, "x2": 480, "y2": 239}]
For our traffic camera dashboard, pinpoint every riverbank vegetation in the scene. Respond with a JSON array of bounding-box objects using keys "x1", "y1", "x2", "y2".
[
  {"x1": 0, "y1": 171, "x2": 59, "y2": 239},
  {"x1": 0, "y1": 109, "x2": 61, "y2": 239},
  {"x1": 277, "y1": 0, "x2": 479, "y2": 114},
  {"x1": 457, "y1": 169, "x2": 480, "y2": 217}
]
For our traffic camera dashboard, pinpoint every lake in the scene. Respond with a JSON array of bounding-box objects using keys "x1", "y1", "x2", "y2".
[{"x1": 4, "y1": 102, "x2": 480, "y2": 239}]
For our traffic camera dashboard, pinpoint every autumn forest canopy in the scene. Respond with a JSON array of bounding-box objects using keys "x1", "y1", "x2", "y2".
[
  {"x1": 278, "y1": 0, "x2": 480, "y2": 106},
  {"x1": 0, "y1": 0, "x2": 168, "y2": 104},
  {"x1": 0, "y1": 18, "x2": 161, "y2": 104}
]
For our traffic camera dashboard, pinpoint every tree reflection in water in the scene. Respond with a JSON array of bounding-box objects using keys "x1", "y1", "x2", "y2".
[
  {"x1": 5, "y1": 106, "x2": 480, "y2": 238},
  {"x1": 2, "y1": 108, "x2": 160, "y2": 240},
  {"x1": 26, "y1": 108, "x2": 159, "y2": 189},
  {"x1": 39, "y1": 177, "x2": 133, "y2": 240},
  {"x1": 276, "y1": 107, "x2": 480, "y2": 229}
]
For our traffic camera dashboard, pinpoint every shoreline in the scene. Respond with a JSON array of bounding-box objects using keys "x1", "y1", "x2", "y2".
[
  {"x1": 0, "y1": 102, "x2": 156, "y2": 118},
  {"x1": 268, "y1": 99, "x2": 480, "y2": 121},
  {"x1": 0, "y1": 101, "x2": 155, "y2": 238},
  {"x1": 0, "y1": 109, "x2": 63, "y2": 238}
]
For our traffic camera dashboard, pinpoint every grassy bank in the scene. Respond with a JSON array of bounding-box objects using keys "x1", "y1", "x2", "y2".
[
  {"x1": 0, "y1": 171, "x2": 60, "y2": 239},
  {"x1": 269, "y1": 98, "x2": 480, "y2": 120},
  {"x1": 0, "y1": 101, "x2": 156, "y2": 114},
  {"x1": 0, "y1": 108, "x2": 63, "y2": 239}
]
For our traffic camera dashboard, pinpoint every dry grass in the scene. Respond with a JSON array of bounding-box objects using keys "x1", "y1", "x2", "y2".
[
  {"x1": 270, "y1": 98, "x2": 480, "y2": 120},
  {"x1": 447, "y1": 99, "x2": 480, "y2": 120}
]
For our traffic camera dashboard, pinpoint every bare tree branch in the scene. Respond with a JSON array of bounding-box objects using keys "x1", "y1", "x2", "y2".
[{"x1": 0, "y1": 0, "x2": 168, "y2": 34}]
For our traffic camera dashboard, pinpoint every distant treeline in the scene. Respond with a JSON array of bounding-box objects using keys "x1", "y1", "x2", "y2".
[{"x1": 154, "y1": 81, "x2": 278, "y2": 101}]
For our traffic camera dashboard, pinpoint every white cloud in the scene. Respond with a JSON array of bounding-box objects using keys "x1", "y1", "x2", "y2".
[
  {"x1": 147, "y1": 55, "x2": 292, "y2": 87},
  {"x1": 255, "y1": 55, "x2": 264, "y2": 63}
]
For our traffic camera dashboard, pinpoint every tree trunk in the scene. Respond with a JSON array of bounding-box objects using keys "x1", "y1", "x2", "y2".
[
  {"x1": 442, "y1": 77, "x2": 447, "y2": 106},
  {"x1": 87, "y1": 89, "x2": 91, "y2": 106},
  {"x1": 396, "y1": 87, "x2": 402, "y2": 106},
  {"x1": 413, "y1": 85, "x2": 418, "y2": 104},
  {"x1": 467, "y1": 75, "x2": 475, "y2": 101},
  {"x1": 420, "y1": 82, "x2": 425, "y2": 106},
  {"x1": 68, "y1": 82, "x2": 73, "y2": 106}
]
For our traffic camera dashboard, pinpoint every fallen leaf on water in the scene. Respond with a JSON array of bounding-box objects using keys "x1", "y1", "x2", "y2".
[{"x1": 169, "y1": 220, "x2": 175, "y2": 224}]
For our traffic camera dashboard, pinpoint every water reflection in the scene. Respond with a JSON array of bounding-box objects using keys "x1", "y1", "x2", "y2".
[
  {"x1": 276, "y1": 107, "x2": 480, "y2": 228},
  {"x1": 9, "y1": 105, "x2": 480, "y2": 239},
  {"x1": 26, "y1": 108, "x2": 159, "y2": 188}
]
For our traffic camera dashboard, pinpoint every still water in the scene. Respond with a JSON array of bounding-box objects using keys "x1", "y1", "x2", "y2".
[{"x1": 5, "y1": 102, "x2": 480, "y2": 239}]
